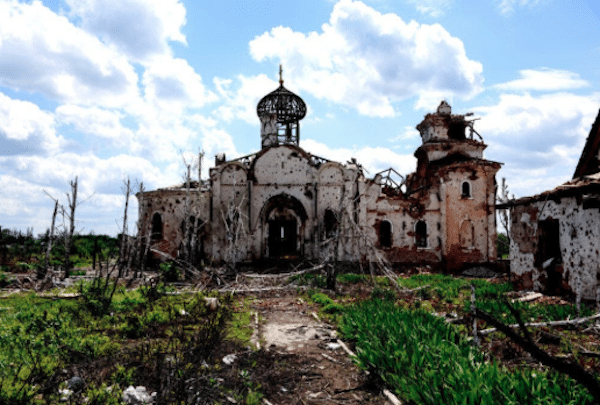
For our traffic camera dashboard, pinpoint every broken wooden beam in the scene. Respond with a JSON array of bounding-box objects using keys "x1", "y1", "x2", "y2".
[{"x1": 479, "y1": 312, "x2": 600, "y2": 336}]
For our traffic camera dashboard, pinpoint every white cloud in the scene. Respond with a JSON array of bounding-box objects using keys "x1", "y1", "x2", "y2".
[
  {"x1": 0, "y1": 1, "x2": 140, "y2": 108},
  {"x1": 56, "y1": 105, "x2": 136, "y2": 148},
  {"x1": 473, "y1": 91, "x2": 600, "y2": 197},
  {"x1": 65, "y1": 0, "x2": 187, "y2": 62},
  {"x1": 186, "y1": 114, "x2": 239, "y2": 174},
  {"x1": 0, "y1": 175, "x2": 42, "y2": 217},
  {"x1": 496, "y1": 0, "x2": 547, "y2": 15},
  {"x1": 405, "y1": 0, "x2": 452, "y2": 17},
  {"x1": 494, "y1": 68, "x2": 590, "y2": 92},
  {"x1": 213, "y1": 74, "x2": 278, "y2": 124},
  {"x1": 142, "y1": 56, "x2": 217, "y2": 110},
  {"x1": 249, "y1": 0, "x2": 483, "y2": 117},
  {"x1": 0, "y1": 152, "x2": 169, "y2": 196},
  {"x1": 390, "y1": 126, "x2": 420, "y2": 150},
  {"x1": 0, "y1": 92, "x2": 65, "y2": 155},
  {"x1": 301, "y1": 138, "x2": 416, "y2": 175},
  {"x1": 0, "y1": 152, "x2": 175, "y2": 235}
]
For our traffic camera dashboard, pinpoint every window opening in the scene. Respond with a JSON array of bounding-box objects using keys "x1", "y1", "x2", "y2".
[
  {"x1": 324, "y1": 209, "x2": 339, "y2": 239},
  {"x1": 380, "y1": 220, "x2": 392, "y2": 248},
  {"x1": 536, "y1": 219, "x2": 562, "y2": 294},
  {"x1": 462, "y1": 181, "x2": 471, "y2": 198},
  {"x1": 415, "y1": 220, "x2": 427, "y2": 248},
  {"x1": 151, "y1": 213, "x2": 163, "y2": 241},
  {"x1": 448, "y1": 122, "x2": 466, "y2": 140}
]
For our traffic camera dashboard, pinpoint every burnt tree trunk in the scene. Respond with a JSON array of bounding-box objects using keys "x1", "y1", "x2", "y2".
[
  {"x1": 40, "y1": 199, "x2": 59, "y2": 279},
  {"x1": 63, "y1": 177, "x2": 78, "y2": 279}
]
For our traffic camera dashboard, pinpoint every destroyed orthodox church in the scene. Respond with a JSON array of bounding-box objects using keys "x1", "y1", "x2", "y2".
[
  {"x1": 138, "y1": 74, "x2": 501, "y2": 270},
  {"x1": 501, "y1": 107, "x2": 600, "y2": 299}
]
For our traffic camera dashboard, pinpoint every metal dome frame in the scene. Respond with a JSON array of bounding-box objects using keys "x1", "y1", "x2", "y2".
[{"x1": 256, "y1": 84, "x2": 307, "y2": 124}]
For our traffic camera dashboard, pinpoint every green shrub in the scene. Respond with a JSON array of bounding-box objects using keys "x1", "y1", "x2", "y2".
[
  {"x1": 159, "y1": 261, "x2": 181, "y2": 282},
  {"x1": 122, "y1": 314, "x2": 145, "y2": 339},
  {"x1": 323, "y1": 302, "x2": 344, "y2": 314},
  {"x1": 85, "y1": 383, "x2": 123, "y2": 405},
  {"x1": 0, "y1": 272, "x2": 11, "y2": 287},
  {"x1": 310, "y1": 292, "x2": 334, "y2": 306}
]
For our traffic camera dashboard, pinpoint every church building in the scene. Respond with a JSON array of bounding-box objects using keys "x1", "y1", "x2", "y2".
[{"x1": 137, "y1": 72, "x2": 501, "y2": 270}]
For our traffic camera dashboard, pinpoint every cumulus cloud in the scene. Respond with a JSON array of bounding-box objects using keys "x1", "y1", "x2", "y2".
[
  {"x1": 56, "y1": 105, "x2": 136, "y2": 149},
  {"x1": 186, "y1": 115, "x2": 239, "y2": 164},
  {"x1": 65, "y1": 0, "x2": 187, "y2": 62},
  {"x1": 0, "y1": 0, "x2": 139, "y2": 108},
  {"x1": 142, "y1": 56, "x2": 217, "y2": 110},
  {"x1": 494, "y1": 68, "x2": 590, "y2": 92},
  {"x1": 0, "y1": 152, "x2": 172, "y2": 198},
  {"x1": 0, "y1": 92, "x2": 65, "y2": 155},
  {"x1": 213, "y1": 74, "x2": 278, "y2": 124},
  {"x1": 249, "y1": 0, "x2": 483, "y2": 117},
  {"x1": 301, "y1": 138, "x2": 416, "y2": 175},
  {"x1": 0, "y1": 151, "x2": 178, "y2": 234},
  {"x1": 473, "y1": 92, "x2": 600, "y2": 197}
]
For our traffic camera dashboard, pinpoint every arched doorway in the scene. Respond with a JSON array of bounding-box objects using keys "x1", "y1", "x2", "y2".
[{"x1": 261, "y1": 194, "x2": 308, "y2": 259}]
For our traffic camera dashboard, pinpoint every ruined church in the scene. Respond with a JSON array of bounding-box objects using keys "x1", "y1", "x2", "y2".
[{"x1": 138, "y1": 73, "x2": 501, "y2": 270}]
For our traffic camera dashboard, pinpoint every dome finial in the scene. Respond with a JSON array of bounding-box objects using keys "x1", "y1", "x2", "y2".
[{"x1": 279, "y1": 64, "x2": 283, "y2": 85}]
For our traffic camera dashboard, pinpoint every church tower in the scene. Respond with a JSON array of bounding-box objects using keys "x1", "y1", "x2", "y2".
[{"x1": 256, "y1": 66, "x2": 307, "y2": 149}]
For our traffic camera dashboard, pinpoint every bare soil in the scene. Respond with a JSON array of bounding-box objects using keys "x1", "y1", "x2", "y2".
[{"x1": 248, "y1": 292, "x2": 386, "y2": 404}]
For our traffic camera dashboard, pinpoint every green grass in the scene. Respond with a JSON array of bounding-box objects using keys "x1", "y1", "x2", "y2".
[
  {"x1": 341, "y1": 298, "x2": 593, "y2": 404},
  {"x1": 0, "y1": 284, "x2": 236, "y2": 403},
  {"x1": 227, "y1": 298, "x2": 255, "y2": 346}
]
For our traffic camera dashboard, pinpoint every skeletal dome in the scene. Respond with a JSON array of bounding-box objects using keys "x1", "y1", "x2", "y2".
[
  {"x1": 256, "y1": 83, "x2": 307, "y2": 124},
  {"x1": 257, "y1": 67, "x2": 306, "y2": 148}
]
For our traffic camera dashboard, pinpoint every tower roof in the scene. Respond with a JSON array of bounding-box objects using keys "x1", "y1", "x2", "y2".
[{"x1": 256, "y1": 68, "x2": 306, "y2": 124}]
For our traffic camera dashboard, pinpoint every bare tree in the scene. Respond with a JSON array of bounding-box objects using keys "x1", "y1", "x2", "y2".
[
  {"x1": 496, "y1": 177, "x2": 513, "y2": 257},
  {"x1": 134, "y1": 182, "x2": 150, "y2": 278},
  {"x1": 39, "y1": 198, "x2": 59, "y2": 279},
  {"x1": 221, "y1": 191, "x2": 248, "y2": 273},
  {"x1": 44, "y1": 177, "x2": 93, "y2": 279},
  {"x1": 319, "y1": 170, "x2": 402, "y2": 291},
  {"x1": 121, "y1": 178, "x2": 138, "y2": 277},
  {"x1": 180, "y1": 150, "x2": 207, "y2": 266},
  {"x1": 62, "y1": 177, "x2": 78, "y2": 279}
]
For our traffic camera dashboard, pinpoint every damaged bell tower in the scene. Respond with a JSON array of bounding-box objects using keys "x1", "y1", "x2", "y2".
[{"x1": 257, "y1": 65, "x2": 307, "y2": 149}]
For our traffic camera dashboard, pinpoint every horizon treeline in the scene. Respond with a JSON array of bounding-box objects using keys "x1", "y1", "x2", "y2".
[{"x1": 0, "y1": 226, "x2": 120, "y2": 272}]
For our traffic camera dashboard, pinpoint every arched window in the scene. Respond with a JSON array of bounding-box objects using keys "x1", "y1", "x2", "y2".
[
  {"x1": 460, "y1": 220, "x2": 474, "y2": 249},
  {"x1": 461, "y1": 181, "x2": 472, "y2": 198},
  {"x1": 380, "y1": 220, "x2": 392, "y2": 248},
  {"x1": 151, "y1": 213, "x2": 163, "y2": 241},
  {"x1": 415, "y1": 220, "x2": 427, "y2": 248},
  {"x1": 324, "y1": 209, "x2": 338, "y2": 239}
]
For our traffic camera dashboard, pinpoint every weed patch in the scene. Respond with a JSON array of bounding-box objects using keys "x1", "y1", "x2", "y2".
[{"x1": 341, "y1": 298, "x2": 593, "y2": 404}]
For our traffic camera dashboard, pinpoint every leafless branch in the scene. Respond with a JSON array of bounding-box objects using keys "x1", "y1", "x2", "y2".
[{"x1": 474, "y1": 303, "x2": 600, "y2": 403}]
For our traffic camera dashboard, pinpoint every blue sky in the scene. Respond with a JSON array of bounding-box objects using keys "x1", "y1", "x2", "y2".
[{"x1": 1, "y1": 0, "x2": 600, "y2": 236}]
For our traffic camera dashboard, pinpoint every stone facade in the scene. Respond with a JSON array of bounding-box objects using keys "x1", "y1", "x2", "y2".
[{"x1": 137, "y1": 83, "x2": 501, "y2": 270}]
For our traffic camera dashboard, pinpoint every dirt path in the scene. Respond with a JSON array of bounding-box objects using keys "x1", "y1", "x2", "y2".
[{"x1": 249, "y1": 292, "x2": 387, "y2": 405}]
